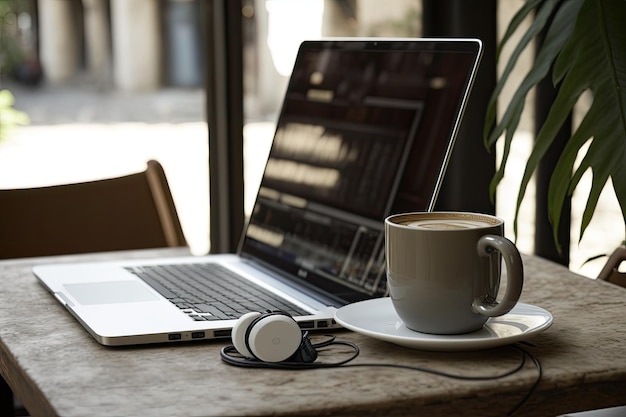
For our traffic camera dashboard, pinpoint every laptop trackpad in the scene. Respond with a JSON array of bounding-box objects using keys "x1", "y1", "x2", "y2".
[{"x1": 64, "y1": 281, "x2": 159, "y2": 305}]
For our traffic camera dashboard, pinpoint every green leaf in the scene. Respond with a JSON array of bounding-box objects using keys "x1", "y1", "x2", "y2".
[
  {"x1": 496, "y1": 0, "x2": 545, "y2": 61},
  {"x1": 544, "y1": 0, "x2": 626, "y2": 246},
  {"x1": 612, "y1": 164, "x2": 626, "y2": 232},
  {"x1": 487, "y1": 0, "x2": 626, "y2": 249},
  {"x1": 487, "y1": 0, "x2": 582, "y2": 204},
  {"x1": 546, "y1": 102, "x2": 609, "y2": 249},
  {"x1": 483, "y1": 0, "x2": 560, "y2": 147}
]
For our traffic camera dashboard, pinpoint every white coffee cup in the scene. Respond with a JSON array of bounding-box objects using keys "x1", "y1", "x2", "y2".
[{"x1": 385, "y1": 212, "x2": 524, "y2": 335}]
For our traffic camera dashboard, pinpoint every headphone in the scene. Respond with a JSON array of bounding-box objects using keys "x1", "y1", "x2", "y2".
[
  {"x1": 220, "y1": 311, "x2": 542, "y2": 416},
  {"x1": 232, "y1": 311, "x2": 316, "y2": 363},
  {"x1": 220, "y1": 310, "x2": 360, "y2": 369}
]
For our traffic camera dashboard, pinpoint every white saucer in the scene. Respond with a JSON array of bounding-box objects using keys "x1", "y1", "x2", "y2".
[{"x1": 334, "y1": 298, "x2": 553, "y2": 351}]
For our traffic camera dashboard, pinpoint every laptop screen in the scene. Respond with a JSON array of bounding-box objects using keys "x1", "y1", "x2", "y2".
[{"x1": 239, "y1": 39, "x2": 482, "y2": 304}]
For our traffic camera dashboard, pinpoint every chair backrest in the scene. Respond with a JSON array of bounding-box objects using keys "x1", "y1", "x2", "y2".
[
  {"x1": 0, "y1": 160, "x2": 186, "y2": 259},
  {"x1": 597, "y1": 245, "x2": 626, "y2": 289}
]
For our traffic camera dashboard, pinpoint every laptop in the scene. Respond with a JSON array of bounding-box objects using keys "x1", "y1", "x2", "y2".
[{"x1": 33, "y1": 38, "x2": 482, "y2": 346}]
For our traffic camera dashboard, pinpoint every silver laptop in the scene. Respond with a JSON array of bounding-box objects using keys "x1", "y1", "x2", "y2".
[{"x1": 34, "y1": 38, "x2": 482, "y2": 346}]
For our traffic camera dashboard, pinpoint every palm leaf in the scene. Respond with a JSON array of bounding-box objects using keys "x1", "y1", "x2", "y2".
[
  {"x1": 484, "y1": 0, "x2": 559, "y2": 150},
  {"x1": 487, "y1": 0, "x2": 626, "y2": 249},
  {"x1": 543, "y1": 0, "x2": 626, "y2": 246},
  {"x1": 484, "y1": 0, "x2": 582, "y2": 211},
  {"x1": 612, "y1": 163, "x2": 626, "y2": 230}
]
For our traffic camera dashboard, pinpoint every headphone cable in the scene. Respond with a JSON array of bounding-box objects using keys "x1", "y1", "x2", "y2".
[{"x1": 220, "y1": 339, "x2": 541, "y2": 415}]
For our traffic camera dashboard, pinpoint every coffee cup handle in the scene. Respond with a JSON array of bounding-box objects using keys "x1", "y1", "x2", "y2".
[{"x1": 472, "y1": 235, "x2": 524, "y2": 317}]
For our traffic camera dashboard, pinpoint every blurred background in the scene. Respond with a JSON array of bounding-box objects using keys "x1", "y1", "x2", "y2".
[{"x1": 0, "y1": 0, "x2": 622, "y2": 278}]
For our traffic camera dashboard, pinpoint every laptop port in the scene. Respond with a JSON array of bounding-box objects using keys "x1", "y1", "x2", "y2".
[
  {"x1": 191, "y1": 332, "x2": 206, "y2": 339},
  {"x1": 214, "y1": 329, "x2": 231, "y2": 338},
  {"x1": 317, "y1": 320, "x2": 328, "y2": 328},
  {"x1": 299, "y1": 321, "x2": 314, "y2": 329},
  {"x1": 168, "y1": 333, "x2": 182, "y2": 341}
]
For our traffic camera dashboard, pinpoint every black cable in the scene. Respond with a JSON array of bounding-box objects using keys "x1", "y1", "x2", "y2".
[
  {"x1": 507, "y1": 344, "x2": 542, "y2": 416},
  {"x1": 220, "y1": 339, "x2": 542, "y2": 416},
  {"x1": 219, "y1": 340, "x2": 361, "y2": 369}
]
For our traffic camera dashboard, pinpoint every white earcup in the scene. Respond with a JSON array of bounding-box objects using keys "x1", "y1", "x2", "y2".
[
  {"x1": 247, "y1": 314, "x2": 302, "y2": 363},
  {"x1": 231, "y1": 311, "x2": 262, "y2": 359}
]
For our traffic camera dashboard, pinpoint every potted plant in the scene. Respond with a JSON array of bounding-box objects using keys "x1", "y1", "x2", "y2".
[{"x1": 484, "y1": 0, "x2": 626, "y2": 270}]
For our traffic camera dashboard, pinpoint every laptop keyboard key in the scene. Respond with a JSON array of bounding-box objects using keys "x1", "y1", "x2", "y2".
[{"x1": 126, "y1": 263, "x2": 309, "y2": 321}]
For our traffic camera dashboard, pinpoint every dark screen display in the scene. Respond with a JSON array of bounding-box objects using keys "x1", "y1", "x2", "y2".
[{"x1": 240, "y1": 39, "x2": 481, "y2": 304}]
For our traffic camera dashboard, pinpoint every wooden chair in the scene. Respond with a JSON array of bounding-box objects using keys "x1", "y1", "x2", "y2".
[
  {"x1": 0, "y1": 159, "x2": 186, "y2": 259},
  {"x1": 597, "y1": 245, "x2": 626, "y2": 289},
  {"x1": 0, "y1": 160, "x2": 186, "y2": 415}
]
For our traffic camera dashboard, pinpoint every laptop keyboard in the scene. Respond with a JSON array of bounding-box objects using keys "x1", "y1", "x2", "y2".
[{"x1": 126, "y1": 263, "x2": 309, "y2": 321}]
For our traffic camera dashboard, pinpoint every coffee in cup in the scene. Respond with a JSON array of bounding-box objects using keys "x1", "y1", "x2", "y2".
[{"x1": 385, "y1": 212, "x2": 524, "y2": 335}]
